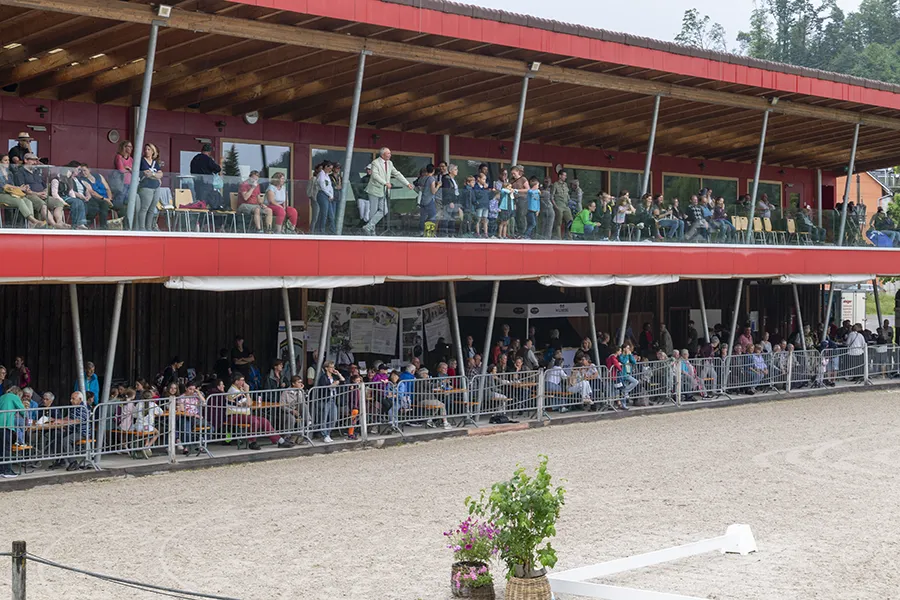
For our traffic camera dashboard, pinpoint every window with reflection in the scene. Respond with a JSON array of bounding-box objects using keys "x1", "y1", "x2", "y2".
[
  {"x1": 702, "y1": 177, "x2": 738, "y2": 202},
  {"x1": 610, "y1": 171, "x2": 644, "y2": 197},
  {"x1": 568, "y1": 167, "x2": 607, "y2": 206},
  {"x1": 220, "y1": 141, "x2": 291, "y2": 179},
  {"x1": 663, "y1": 175, "x2": 701, "y2": 202}
]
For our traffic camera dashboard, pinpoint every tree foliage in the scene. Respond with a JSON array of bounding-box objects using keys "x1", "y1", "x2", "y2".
[
  {"x1": 222, "y1": 144, "x2": 240, "y2": 177},
  {"x1": 675, "y1": 8, "x2": 728, "y2": 52},
  {"x1": 681, "y1": 0, "x2": 900, "y2": 85}
]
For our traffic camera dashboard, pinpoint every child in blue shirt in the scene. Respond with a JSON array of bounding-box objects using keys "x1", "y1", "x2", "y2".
[
  {"x1": 524, "y1": 177, "x2": 541, "y2": 239},
  {"x1": 460, "y1": 175, "x2": 476, "y2": 236},
  {"x1": 488, "y1": 195, "x2": 500, "y2": 237},
  {"x1": 497, "y1": 183, "x2": 516, "y2": 239}
]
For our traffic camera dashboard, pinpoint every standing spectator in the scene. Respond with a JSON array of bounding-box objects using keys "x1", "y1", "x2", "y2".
[
  {"x1": 659, "y1": 323, "x2": 674, "y2": 357},
  {"x1": 176, "y1": 381, "x2": 210, "y2": 456},
  {"x1": 135, "y1": 143, "x2": 163, "y2": 231},
  {"x1": 551, "y1": 170, "x2": 572, "y2": 240},
  {"x1": 8, "y1": 132, "x2": 33, "y2": 164},
  {"x1": 639, "y1": 323, "x2": 654, "y2": 357},
  {"x1": 230, "y1": 335, "x2": 255, "y2": 378},
  {"x1": 75, "y1": 361, "x2": 101, "y2": 400},
  {"x1": 330, "y1": 162, "x2": 343, "y2": 208},
  {"x1": 213, "y1": 348, "x2": 231, "y2": 383},
  {"x1": 160, "y1": 357, "x2": 183, "y2": 389},
  {"x1": 418, "y1": 163, "x2": 441, "y2": 233},
  {"x1": 112, "y1": 139, "x2": 134, "y2": 215},
  {"x1": 266, "y1": 172, "x2": 298, "y2": 234},
  {"x1": 266, "y1": 359, "x2": 290, "y2": 390},
  {"x1": 539, "y1": 176, "x2": 556, "y2": 240},
  {"x1": 570, "y1": 178, "x2": 584, "y2": 213},
  {"x1": 757, "y1": 193, "x2": 776, "y2": 220},
  {"x1": 315, "y1": 361, "x2": 346, "y2": 443},
  {"x1": 12, "y1": 357, "x2": 30, "y2": 389},
  {"x1": 883, "y1": 319, "x2": 894, "y2": 344},
  {"x1": 510, "y1": 165, "x2": 529, "y2": 237},
  {"x1": 362, "y1": 147, "x2": 414, "y2": 235},
  {"x1": 460, "y1": 175, "x2": 476, "y2": 236},
  {"x1": 79, "y1": 165, "x2": 113, "y2": 229},
  {"x1": 686, "y1": 321, "x2": 699, "y2": 357},
  {"x1": 0, "y1": 386, "x2": 25, "y2": 478},
  {"x1": 189, "y1": 143, "x2": 221, "y2": 207},
  {"x1": 238, "y1": 170, "x2": 272, "y2": 233},
  {"x1": 473, "y1": 172, "x2": 491, "y2": 238},
  {"x1": 738, "y1": 326, "x2": 754, "y2": 350},
  {"x1": 523, "y1": 177, "x2": 541, "y2": 239}
]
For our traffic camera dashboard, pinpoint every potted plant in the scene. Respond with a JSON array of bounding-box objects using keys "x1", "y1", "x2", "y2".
[
  {"x1": 466, "y1": 455, "x2": 565, "y2": 600},
  {"x1": 444, "y1": 516, "x2": 499, "y2": 598}
]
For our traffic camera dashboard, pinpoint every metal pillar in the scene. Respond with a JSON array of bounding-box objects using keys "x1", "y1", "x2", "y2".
[
  {"x1": 509, "y1": 75, "x2": 531, "y2": 166},
  {"x1": 585, "y1": 287, "x2": 601, "y2": 367},
  {"x1": 724, "y1": 279, "x2": 745, "y2": 368},
  {"x1": 696, "y1": 280, "x2": 710, "y2": 344},
  {"x1": 314, "y1": 289, "x2": 334, "y2": 383},
  {"x1": 96, "y1": 282, "x2": 125, "y2": 464},
  {"x1": 480, "y1": 281, "x2": 500, "y2": 377},
  {"x1": 334, "y1": 51, "x2": 369, "y2": 234},
  {"x1": 617, "y1": 286, "x2": 633, "y2": 347},
  {"x1": 823, "y1": 284, "x2": 836, "y2": 341},
  {"x1": 281, "y1": 288, "x2": 297, "y2": 377},
  {"x1": 447, "y1": 281, "x2": 466, "y2": 379},
  {"x1": 125, "y1": 22, "x2": 160, "y2": 230},
  {"x1": 641, "y1": 95, "x2": 661, "y2": 196},
  {"x1": 837, "y1": 123, "x2": 861, "y2": 246},
  {"x1": 744, "y1": 110, "x2": 771, "y2": 244},
  {"x1": 69, "y1": 284, "x2": 86, "y2": 398},
  {"x1": 792, "y1": 283, "x2": 807, "y2": 353},
  {"x1": 816, "y1": 168, "x2": 823, "y2": 229},
  {"x1": 873, "y1": 278, "x2": 884, "y2": 332},
  {"x1": 442, "y1": 134, "x2": 451, "y2": 166}
]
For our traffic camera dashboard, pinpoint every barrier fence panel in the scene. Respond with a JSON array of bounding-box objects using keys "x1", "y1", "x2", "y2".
[
  {"x1": 867, "y1": 344, "x2": 898, "y2": 380},
  {"x1": 633, "y1": 359, "x2": 678, "y2": 406},
  {"x1": 203, "y1": 389, "x2": 304, "y2": 449},
  {"x1": 687, "y1": 357, "x2": 724, "y2": 400},
  {"x1": 470, "y1": 370, "x2": 540, "y2": 422},
  {"x1": 385, "y1": 375, "x2": 466, "y2": 431},
  {"x1": 94, "y1": 397, "x2": 171, "y2": 461},
  {"x1": 822, "y1": 347, "x2": 865, "y2": 383},
  {"x1": 545, "y1": 365, "x2": 607, "y2": 412},
  {"x1": 723, "y1": 353, "x2": 768, "y2": 394},
  {"x1": 1, "y1": 404, "x2": 93, "y2": 472}
]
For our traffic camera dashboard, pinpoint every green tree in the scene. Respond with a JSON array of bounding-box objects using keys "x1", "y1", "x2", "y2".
[
  {"x1": 675, "y1": 8, "x2": 728, "y2": 52},
  {"x1": 222, "y1": 144, "x2": 239, "y2": 177}
]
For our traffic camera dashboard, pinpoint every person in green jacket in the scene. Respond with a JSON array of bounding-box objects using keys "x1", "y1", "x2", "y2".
[
  {"x1": 0, "y1": 387, "x2": 25, "y2": 478},
  {"x1": 570, "y1": 200, "x2": 596, "y2": 239}
]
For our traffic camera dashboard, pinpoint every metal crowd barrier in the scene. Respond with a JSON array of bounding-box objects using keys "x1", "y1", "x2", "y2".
[{"x1": 5, "y1": 345, "x2": 898, "y2": 472}]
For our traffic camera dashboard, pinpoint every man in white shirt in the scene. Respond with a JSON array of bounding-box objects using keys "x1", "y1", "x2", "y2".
[
  {"x1": 845, "y1": 323, "x2": 867, "y2": 381},
  {"x1": 363, "y1": 147, "x2": 413, "y2": 234}
]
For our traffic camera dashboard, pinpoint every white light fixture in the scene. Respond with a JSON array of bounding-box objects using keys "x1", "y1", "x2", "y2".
[
  {"x1": 157, "y1": 4, "x2": 172, "y2": 18},
  {"x1": 48, "y1": 48, "x2": 63, "y2": 54},
  {"x1": 530, "y1": 61, "x2": 541, "y2": 72},
  {"x1": 768, "y1": 97, "x2": 779, "y2": 106},
  {"x1": 27, "y1": 125, "x2": 47, "y2": 132},
  {"x1": 89, "y1": 53, "x2": 105, "y2": 59},
  {"x1": 243, "y1": 111, "x2": 259, "y2": 125},
  {"x1": 3, "y1": 43, "x2": 21, "y2": 50}
]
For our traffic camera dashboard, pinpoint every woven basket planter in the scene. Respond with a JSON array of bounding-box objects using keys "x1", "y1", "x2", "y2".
[
  {"x1": 505, "y1": 573, "x2": 552, "y2": 600},
  {"x1": 450, "y1": 561, "x2": 495, "y2": 599}
]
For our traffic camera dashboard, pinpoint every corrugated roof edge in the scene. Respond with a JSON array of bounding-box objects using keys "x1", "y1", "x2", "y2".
[{"x1": 380, "y1": 0, "x2": 900, "y2": 96}]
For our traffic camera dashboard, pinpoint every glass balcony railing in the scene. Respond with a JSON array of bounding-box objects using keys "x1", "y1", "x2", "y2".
[{"x1": 0, "y1": 164, "x2": 889, "y2": 248}]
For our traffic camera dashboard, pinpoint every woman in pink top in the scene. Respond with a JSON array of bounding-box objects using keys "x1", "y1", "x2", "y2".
[{"x1": 112, "y1": 139, "x2": 133, "y2": 215}]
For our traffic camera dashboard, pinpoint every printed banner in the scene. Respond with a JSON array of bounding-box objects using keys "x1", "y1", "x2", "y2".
[
  {"x1": 350, "y1": 305, "x2": 376, "y2": 353},
  {"x1": 400, "y1": 307, "x2": 424, "y2": 364},
  {"x1": 307, "y1": 302, "x2": 352, "y2": 361},
  {"x1": 422, "y1": 300, "x2": 451, "y2": 351},
  {"x1": 371, "y1": 306, "x2": 399, "y2": 356},
  {"x1": 276, "y1": 320, "x2": 306, "y2": 376},
  {"x1": 527, "y1": 303, "x2": 589, "y2": 318}
]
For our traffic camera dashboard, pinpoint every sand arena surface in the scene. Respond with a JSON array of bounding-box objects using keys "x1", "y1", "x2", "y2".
[{"x1": 3, "y1": 390, "x2": 900, "y2": 600}]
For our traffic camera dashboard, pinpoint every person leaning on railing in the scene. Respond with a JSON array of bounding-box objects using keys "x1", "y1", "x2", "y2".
[{"x1": 0, "y1": 386, "x2": 26, "y2": 478}]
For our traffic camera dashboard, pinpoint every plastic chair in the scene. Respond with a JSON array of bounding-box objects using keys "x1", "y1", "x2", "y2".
[{"x1": 173, "y1": 189, "x2": 212, "y2": 233}]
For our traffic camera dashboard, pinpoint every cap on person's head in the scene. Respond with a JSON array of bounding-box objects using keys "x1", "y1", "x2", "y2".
[
  {"x1": 378, "y1": 363, "x2": 388, "y2": 371},
  {"x1": 23, "y1": 153, "x2": 36, "y2": 161},
  {"x1": 201, "y1": 143, "x2": 213, "y2": 152},
  {"x1": 711, "y1": 336, "x2": 720, "y2": 345},
  {"x1": 17, "y1": 132, "x2": 31, "y2": 141}
]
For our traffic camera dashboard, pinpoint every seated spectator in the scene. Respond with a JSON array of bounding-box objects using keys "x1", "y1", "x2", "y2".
[
  {"x1": 238, "y1": 170, "x2": 273, "y2": 233},
  {"x1": 659, "y1": 197, "x2": 685, "y2": 239},
  {"x1": 797, "y1": 206, "x2": 825, "y2": 243},
  {"x1": 0, "y1": 154, "x2": 46, "y2": 227},
  {"x1": 175, "y1": 381, "x2": 212, "y2": 455},
  {"x1": 635, "y1": 193, "x2": 660, "y2": 240},
  {"x1": 710, "y1": 197, "x2": 736, "y2": 241},
  {"x1": 49, "y1": 164, "x2": 89, "y2": 229},
  {"x1": 59, "y1": 391, "x2": 91, "y2": 471},
  {"x1": 867, "y1": 206, "x2": 900, "y2": 246},
  {"x1": 79, "y1": 164, "x2": 113, "y2": 229},
  {"x1": 567, "y1": 355, "x2": 597, "y2": 406},
  {"x1": 570, "y1": 200, "x2": 597, "y2": 239},
  {"x1": 684, "y1": 195, "x2": 710, "y2": 241},
  {"x1": 266, "y1": 359, "x2": 289, "y2": 390},
  {"x1": 226, "y1": 373, "x2": 294, "y2": 449},
  {"x1": 613, "y1": 194, "x2": 634, "y2": 240},
  {"x1": 19, "y1": 154, "x2": 69, "y2": 228},
  {"x1": 414, "y1": 367, "x2": 452, "y2": 430},
  {"x1": 266, "y1": 172, "x2": 298, "y2": 234},
  {"x1": 757, "y1": 193, "x2": 776, "y2": 219},
  {"x1": 279, "y1": 375, "x2": 308, "y2": 443},
  {"x1": 606, "y1": 346, "x2": 638, "y2": 408}
]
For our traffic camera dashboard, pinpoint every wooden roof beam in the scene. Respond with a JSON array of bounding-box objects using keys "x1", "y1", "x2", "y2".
[{"x1": 7, "y1": 0, "x2": 900, "y2": 132}]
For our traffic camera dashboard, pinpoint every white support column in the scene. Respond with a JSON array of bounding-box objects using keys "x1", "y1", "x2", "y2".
[
  {"x1": 334, "y1": 50, "x2": 369, "y2": 233},
  {"x1": 744, "y1": 110, "x2": 771, "y2": 244},
  {"x1": 281, "y1": 288, "x2": 297, "y2": 377},
  {"x1": 873, "y1": 278, "x2": 884, "y2": 331},
  {"x1": 314, "y1": 289, "x2": 334, "y2": 383},
  {"x1": 792, "y1": 283, "x2": 807, "y2": 353},
  {"x1": 96, "y1": 282, "x2": 125, "y2": 466},
  {"x1": 442, "y1": 134, "x2": 450, "y2": 166},
  {"x1": 124, "y1": 22, "x2": 161, "y2": 230},
  {"x1": 696, "y1": 280, "x2": 710, "y2": 344},
  {"x1": 816, "y1": 168, "x2": 823, "y2": 229},
  {"x1": 509, "y1": 75, "x2": 531, "y2": 167},
  {"x1": 479, "y1": 281, "x2": 500, "y2": 378},
  {"x1": 724, "y1": 279, "x2": 745, "y2": 371},
  {"x1": 447, "y1": 281, "x2": 467, "y2": 386},
  {"x1": 617, "y1": 286, "x2": 632, "y2": 347},
  {"x1": 586, "y1": 287, "x2": 601, "y2": 367},
  {"x1": 836, "y1": 123, "x2": 861, "y2": 246},
  {"x1": 69, "y1": 285, "x2": 86, "y2": 398}
]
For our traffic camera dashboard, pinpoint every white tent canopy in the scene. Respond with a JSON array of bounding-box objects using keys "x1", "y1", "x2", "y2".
[
  {"x1": 538, "y1": 274, "x2": 680, "y2": 288},
  {"x1": 165, "y1": 276, "x2": 385, "y2": 292},
  {"x1": 780, "y1": 274, "x2": 876, "y2": 285}
]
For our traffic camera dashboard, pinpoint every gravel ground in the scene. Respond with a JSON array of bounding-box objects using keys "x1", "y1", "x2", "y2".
[{"x1": 2, "y1": 390, "x2": 900, "y2": 600}]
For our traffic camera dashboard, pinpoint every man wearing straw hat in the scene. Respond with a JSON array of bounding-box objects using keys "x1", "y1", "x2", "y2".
[{"x1": 8, "y1": 132, "x2": 33, "y2": 165}]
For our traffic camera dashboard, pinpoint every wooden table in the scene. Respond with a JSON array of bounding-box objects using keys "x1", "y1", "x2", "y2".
[{"x1": 26, "y1": 418, "x2": 78, "y2": 432}]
